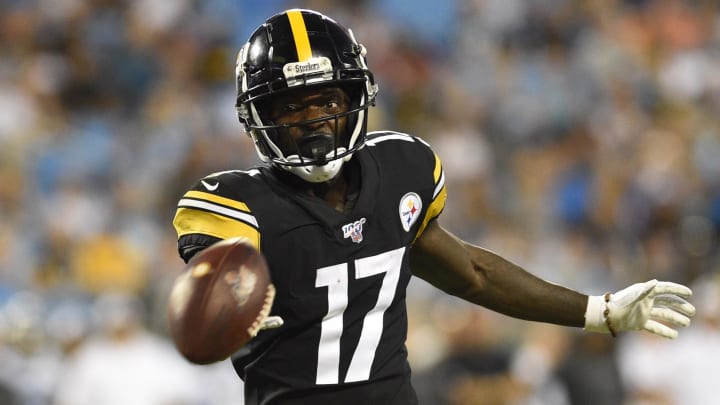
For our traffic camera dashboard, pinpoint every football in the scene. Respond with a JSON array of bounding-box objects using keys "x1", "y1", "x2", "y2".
[{"x1": 167, "y1": 237, "x2": 276, "y2": 364}]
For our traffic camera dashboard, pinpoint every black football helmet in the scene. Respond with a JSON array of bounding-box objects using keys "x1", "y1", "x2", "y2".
[{"x1": 235, "y1": 9, "x2": 378, "y2": 183}]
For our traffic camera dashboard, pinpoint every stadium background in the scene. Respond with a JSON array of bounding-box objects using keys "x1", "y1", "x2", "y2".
[{"x1": 0, "y1": 0, "x2": 718, "y2": 403}]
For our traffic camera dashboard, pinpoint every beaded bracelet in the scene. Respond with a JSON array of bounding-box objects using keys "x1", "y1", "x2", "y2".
[{"x1": 603, "y1": 292, "x2": 617, "y2": 337}]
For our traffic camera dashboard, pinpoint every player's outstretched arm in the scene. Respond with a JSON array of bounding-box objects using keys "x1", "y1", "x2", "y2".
[
  {"x1": 411, "y1": 220, "x2": 588, "y2": 326},
  {"x1": 410, "y1": 220, "x2": 695, "y2": 338}
]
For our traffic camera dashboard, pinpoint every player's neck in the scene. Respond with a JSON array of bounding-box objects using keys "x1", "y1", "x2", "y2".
[
  {"x1": 310, "y1": 161, "x2": 360, "y2": 213},
  {"x1": 310, "y1": 176, "x2": 348, "y2": 213},
  {"x1": 273, "y1": 161, "x2": 360, "y2": 213}
]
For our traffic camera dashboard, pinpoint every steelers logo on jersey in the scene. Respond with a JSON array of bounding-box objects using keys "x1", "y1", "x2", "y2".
[{"x1": 399, "y1": 192, "x2": 422, "y2": 232}]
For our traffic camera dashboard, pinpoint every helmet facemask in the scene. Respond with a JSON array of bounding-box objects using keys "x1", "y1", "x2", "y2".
[{"x1": 247, "y1": 83, "x2": 369, "y2": 183}]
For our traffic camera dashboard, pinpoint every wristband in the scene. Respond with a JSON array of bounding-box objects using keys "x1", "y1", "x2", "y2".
[
  {"x1": 603, "y1": 292, "x2": 617, "y2": 337},
  {"x1": 584, "y1": 295, "x2": 610, "y2": 334}
]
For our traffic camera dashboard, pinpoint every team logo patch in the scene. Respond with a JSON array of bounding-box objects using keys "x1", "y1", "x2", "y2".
[
  {"x1": 399, "y1": 192, "x2": 422, "y2": 232},
  {"x1": 342, "y1": 218, "x2": 367, "y2": 243}
]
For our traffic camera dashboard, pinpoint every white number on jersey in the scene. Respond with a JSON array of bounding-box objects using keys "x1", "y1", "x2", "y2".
[{"x1": 314, "y1": 247, "x2": 405, "y2": 384}]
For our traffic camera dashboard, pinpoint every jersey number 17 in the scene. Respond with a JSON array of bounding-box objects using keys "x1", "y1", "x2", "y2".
[{"x1": 314, "y1": 247, "x2": 405, "y2": 385}]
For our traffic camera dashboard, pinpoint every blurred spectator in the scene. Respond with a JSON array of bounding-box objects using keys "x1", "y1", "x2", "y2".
[
  {"x1": 53, "y1": 292, "x2": 203, "y2": 405},
  {"x1": 412, "y1": 299, "x2": 518, "y2": 405},
  {"x1": 0, "y1": 291, "x2": 56, "y2": 405},
  {"x1": 510, "y1": 324, "x2": 572, "y2": 405},
  {"x1": 556, "y1": 332, "x2": 625, "y2": 405},
  {"x1": 618, "y1": 272, "x2": 720, "y2": 405}
]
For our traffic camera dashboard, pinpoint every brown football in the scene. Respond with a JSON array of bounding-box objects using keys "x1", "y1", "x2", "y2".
[{"x1": 167, "y1": 237, "x2": 275, "y2": 364}]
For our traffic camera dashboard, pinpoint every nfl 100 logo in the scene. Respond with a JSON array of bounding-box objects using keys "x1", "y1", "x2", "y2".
[{"x1": 342, "y1": 218, "x2": 367, "y2": 243}]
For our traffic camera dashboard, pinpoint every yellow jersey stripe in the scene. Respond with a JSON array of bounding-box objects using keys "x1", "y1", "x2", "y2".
[
  {"x1": 287, "y1": 10, "x2": 312, "y2": 61},
  {"x1": 184, "y1": 190, "x2": 250, "y2": 213},
  {"x1": 177, "y1": 199, "x2": 258, "y2": 228},
  {"x1": 415, "y1": 185, "x2": 446, "y2": 243},
  {"x1": 415, "y1": 155, "x2": 447, "y2": 242},
  {"x1": 173, "y1": 208, "x2": 261, "y2": 249}
]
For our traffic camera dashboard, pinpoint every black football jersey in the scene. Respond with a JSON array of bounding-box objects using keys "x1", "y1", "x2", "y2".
[{"x1": 173, "y1": 131, "x2": 447, "y2": 404}]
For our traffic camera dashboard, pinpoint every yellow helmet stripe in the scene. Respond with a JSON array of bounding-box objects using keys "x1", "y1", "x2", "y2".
[{"x1": 287, "y1": 9, "x2": 312, "y2": 61}]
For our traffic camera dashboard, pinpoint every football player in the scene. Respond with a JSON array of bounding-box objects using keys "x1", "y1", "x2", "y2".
[{"x1": 172, "y1": 9, "x2": 696, "y2": 404}]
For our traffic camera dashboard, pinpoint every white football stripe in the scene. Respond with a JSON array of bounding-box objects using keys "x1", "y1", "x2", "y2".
[
  {"x1": 365, "y1": 133, "x2": 415, "y2": 146},
  {"x1": 433, "y1": 169, "x2": 445, "y2": 199},
  {"x1": 178, "y1": 198, "x2": 259, "y2": 228}
]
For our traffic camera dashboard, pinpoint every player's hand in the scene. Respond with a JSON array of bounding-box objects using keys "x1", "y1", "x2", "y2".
[
  {"x1": 260, "y1": 315, "x2": 284, "y2": 330},
  {"x1": 584, "y1": 279, "x2": 696, "y2": 339},
  {"x1": 249, "y1": 315, "x2": 284, "y2": 338}
]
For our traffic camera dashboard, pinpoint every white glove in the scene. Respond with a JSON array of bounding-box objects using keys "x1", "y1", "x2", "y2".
[
  {"x1": 254, "y1": 283, "x2": 283, "y2": 335},
  {"x1": 260, "y1": 315, "x2": 284, "y2": 330},
  {"x1": 584, "y1": 279, "x2": 696, "y2": 339}
]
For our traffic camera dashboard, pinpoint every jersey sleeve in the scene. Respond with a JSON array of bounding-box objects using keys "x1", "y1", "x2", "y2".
[
  {"x1": 414, "y1": 141, "x2": 447, "y2": 242},
  {"x1": 172, "y1": 174, "x2": 261, "y2": 262}
]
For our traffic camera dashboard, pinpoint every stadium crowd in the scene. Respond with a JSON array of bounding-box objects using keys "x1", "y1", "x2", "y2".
[{"x1": 0, "y1": 0, "x2": 718, "y2": 404}]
